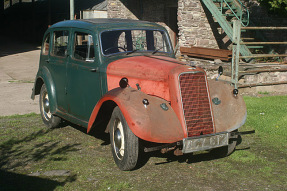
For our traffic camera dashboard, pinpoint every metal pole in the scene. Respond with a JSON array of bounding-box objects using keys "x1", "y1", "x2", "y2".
[
  {"x1": 240, "y1": 54, "x2": 287, "y2": 59},
  {"x1": 241, "y1": 27, "x2": 287, "y2": 30},
  {"x1": 239, "y1": 81, "x2": 287, "y2": 88},
  {"x1": 231, "y1": 20, "x2": 242, "y2": 89},
  {"x1": 241, "y1": 42, "x2": 287, "y2": 45},
  {"x1": 70, "y1": 0, "x2": 74, "y2": 20}
]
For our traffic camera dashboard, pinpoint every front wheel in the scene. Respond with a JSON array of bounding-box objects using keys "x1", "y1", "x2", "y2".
[
  {"x1": 210, "y1": 130, "x2": 238, "y2": 157},
  {"x1": 109, "y1": 106, "x2": 139, "y2": 171},
  {"x1": 39, "y1": 84, "x2": 61, "y2": 128}
]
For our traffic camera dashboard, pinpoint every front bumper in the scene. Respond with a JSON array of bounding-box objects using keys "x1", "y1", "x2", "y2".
[{"x1": 143, "y1": 130, "x2": 255, "y2": 153}]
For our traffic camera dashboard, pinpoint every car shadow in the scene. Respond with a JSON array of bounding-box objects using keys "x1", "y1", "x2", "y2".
[
  {"x1": 65, "y1": 121, "x2": 110, "y2": 146},
  {"x1": 139, "y1": 135, "x2": 251, "y2": 167}
]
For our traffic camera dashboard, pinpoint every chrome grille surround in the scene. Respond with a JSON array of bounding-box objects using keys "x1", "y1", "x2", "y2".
[{"x1": 178, "y1": 72, "x2": 215, "y2": 137}]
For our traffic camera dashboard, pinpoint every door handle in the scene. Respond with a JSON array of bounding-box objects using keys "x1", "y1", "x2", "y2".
[
  {"x1": 90, "y1": 67, "x2": 98, "y2": 72},
  {"x1": 45, "y1": 59, "x2": 50, "y2": 63}
]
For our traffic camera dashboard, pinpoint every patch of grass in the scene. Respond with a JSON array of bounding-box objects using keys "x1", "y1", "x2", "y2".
[
  {"x1": 257, "y1": 91, "x2": 270, "y2": 95},
  {"x1": 0, "y1": 96, "x2": 286, "y2": 190},
  {"x1": 0, "y1": 112, "x2": 38, "y2": 119},
  {"x1": 243, "y1": 96, "x2": 287, "y2": 149},
  {"x1": 229, "y1": 150, "x2": 258, "y2": 163},
  {"x1": 99, "y1": 180, "x2": 131, "y2": 191},
  {"x1": 8, "y1": 80, "x2": 34, "y2": 83}
]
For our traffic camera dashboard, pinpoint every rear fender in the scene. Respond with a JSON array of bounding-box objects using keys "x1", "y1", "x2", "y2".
[
  {"x1": 31, "y1": 67, "x2": 57, "y2": 114},
  {"x1": 208, "y1": 80, "x2": 247, "y2": 133},
  {"x1": 88, "y1": 87, "x2": 185, "y2": 143}
]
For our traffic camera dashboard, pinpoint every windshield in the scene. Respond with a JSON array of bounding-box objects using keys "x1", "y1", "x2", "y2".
[{"x1": 101, "y1": 29, "x2": 171, "y2": 56}]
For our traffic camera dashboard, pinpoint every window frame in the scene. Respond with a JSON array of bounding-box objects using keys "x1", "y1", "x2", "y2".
[
  {"x1": 51, "y1": 30, "x2": 70, "y2": 58},
  {"x1": 41, "y1": 33, "x2": 51, "y2": 56},
  {"x1": 72, "y1": 31, "x2": 96, "y2": 63}
]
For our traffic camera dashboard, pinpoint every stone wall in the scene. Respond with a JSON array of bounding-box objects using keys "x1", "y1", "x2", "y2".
[
  {"x1": 177, "y1": 0, "x2": 218, "y2": 49},
  {"x1": 107, "y1": 0, "x2": 168, "y2": 37},
  {"x1": 107, "y1": 0, "x2": 138, "y2": 20},
  {"x1": 107, "y1": 0, "x2": 219, "y2": 50}
]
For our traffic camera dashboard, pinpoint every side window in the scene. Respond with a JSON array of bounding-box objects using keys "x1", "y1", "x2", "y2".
[
  {"x1": 52, "y1": 30, "x2": 69, "y2": 57},
  {"x1": 73, "y1": 32, "x2": 95, "y2": 62},
  {"x1": 42, "y1": 33, "x2": 50, "y2": 55}
]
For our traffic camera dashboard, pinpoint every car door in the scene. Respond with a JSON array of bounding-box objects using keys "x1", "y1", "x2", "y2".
[
  {"x1": 66, "y1": 29, "x2": 102, "y2": 122},
  {"x1": 48, "y1": 29, "x2": 70, "y2": 112}
]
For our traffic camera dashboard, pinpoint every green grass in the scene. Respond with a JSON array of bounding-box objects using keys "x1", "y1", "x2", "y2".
[
  {"x1": 0, "y1": 96, "x2": 286, "y2": 190},
  {"x1": 243, "y1": 96, "x2": 287, "y2": 149},
  {"x1": 257, "y1": 91, "x2": 270, "y2": 95}
]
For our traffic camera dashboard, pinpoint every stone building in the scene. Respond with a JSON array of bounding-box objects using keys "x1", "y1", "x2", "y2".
[
  {"x1": 106, "y1": 0, "x2": 287, "y2": 56},
  {"x1": 107, "y1": 0, "x2": 219, "y2": 50}
]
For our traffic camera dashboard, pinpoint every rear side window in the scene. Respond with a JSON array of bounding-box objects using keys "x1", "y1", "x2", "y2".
[
  {"x1": 52, "y1": 30, "x2": 69, "y2": 57},
  {"x1": 73, "y1": 32, "x2": 95, "y2": 62},
  {"x1": 42, "y1": 33, "x2": 50, "y2": 55}
]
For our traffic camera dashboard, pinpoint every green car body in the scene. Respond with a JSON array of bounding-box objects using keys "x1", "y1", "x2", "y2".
[
  {"x1": 32, "y1": 19, "x2": 174, "y2": 127},
  {"x1": 32, "y1": 19, "x2": 248, "y2": 171}
]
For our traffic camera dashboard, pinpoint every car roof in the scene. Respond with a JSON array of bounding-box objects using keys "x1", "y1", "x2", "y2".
[{"x1": 49, "y1": 18, "x2": 165, "y2": 32}]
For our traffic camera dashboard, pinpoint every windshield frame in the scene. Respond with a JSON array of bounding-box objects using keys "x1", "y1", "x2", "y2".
[{"x1": 99, "y1": 28, "x2": 173, "y2": 57}]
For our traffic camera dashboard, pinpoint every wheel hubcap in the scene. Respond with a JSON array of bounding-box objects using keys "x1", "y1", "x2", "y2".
[
  {"x1": 42, "y1": 93, "x2": 51, "y2": 121},
  {"x1": 114, "y1": 128, "x2": 122, "y2": 149},
  {"x1": 113, "y1": 119, "x2": 125, "y2": 160}
]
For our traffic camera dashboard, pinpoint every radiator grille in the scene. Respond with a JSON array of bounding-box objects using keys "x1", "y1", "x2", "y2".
[{"x1": 179, "y1": 72, "x2": 214, "y2": 137}]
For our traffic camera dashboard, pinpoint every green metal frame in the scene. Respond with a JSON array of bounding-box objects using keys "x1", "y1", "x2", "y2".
[{"x1": 201, "y1": 0, "x2": 252, "y2": 58}]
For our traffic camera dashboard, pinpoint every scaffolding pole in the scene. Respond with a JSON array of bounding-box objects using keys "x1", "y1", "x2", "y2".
[
  {"x1": 70, "y1": 0, "x2": 74, "y2": 20},
  {"x1": 231, "y1": 20, "x2": 241, "y2": 89}
]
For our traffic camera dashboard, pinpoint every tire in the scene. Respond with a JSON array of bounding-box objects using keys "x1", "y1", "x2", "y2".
[
  {"x1": 210, "y1": 130, "x2": 238, "y2": 157},
  {"x1": 39, "y1": 84, "x2": 61, "y2": 128},
  {"x1": 109, "y1": 106, "x2": 139, "y2": 171}
]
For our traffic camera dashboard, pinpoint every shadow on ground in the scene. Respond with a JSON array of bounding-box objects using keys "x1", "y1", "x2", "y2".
[
  {"x1": 0, "y1": 128, "x2": 78, "y2": 190},
  {"x1": 0, "y1": 35, "x2": 41, "y2": 57},
  {"x1": 0, "y1": 170, "x2": 76, "y2": 191}
]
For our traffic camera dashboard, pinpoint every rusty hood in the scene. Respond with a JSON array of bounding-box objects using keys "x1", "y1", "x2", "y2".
[{"x1": 106, "y1": 55, "x2": 202, "y2": 101}]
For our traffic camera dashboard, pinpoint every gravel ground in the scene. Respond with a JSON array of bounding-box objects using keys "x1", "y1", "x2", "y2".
[{"x1": 0, "y1": 37, "x2": 40, "y2": 116}]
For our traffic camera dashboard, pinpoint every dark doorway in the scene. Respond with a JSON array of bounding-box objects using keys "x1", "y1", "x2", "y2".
[{"x1": 167, "y1": 7, "x2": 179, "y2": 49}]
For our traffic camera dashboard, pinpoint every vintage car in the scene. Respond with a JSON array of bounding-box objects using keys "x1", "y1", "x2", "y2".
[{"x1": 31, "y1": 19, "x2": 249, "y2": 171}]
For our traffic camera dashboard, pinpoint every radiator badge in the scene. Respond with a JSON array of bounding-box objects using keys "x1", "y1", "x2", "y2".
[
  {"x1": 212, "y1": 97, "x2": 221, "y2": 105},
  {"x1": 160, "y1": 103, "x2": 169, "y2": 111}
]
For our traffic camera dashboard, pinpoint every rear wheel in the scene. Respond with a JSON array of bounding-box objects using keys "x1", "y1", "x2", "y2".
[
  {"x1": 109, "y1": 106, "x2": 139, "y2": 171},
  {"x1": 39, "y1": 84, "x2": 61, "y2": 128}
]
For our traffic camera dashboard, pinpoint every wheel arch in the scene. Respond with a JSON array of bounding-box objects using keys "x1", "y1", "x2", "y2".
[
  {"x1": 33, "y1": 77, "x2": 44, "y2": 96},
  {"x1": 88, "y1": 100, "x2": 117, "y2": 135},
  {"x1": 32, "y1": 67, "x2": 58, "y2": 113},
  {"x1": 88, "y1": 87, "x2": 185, "y2": 143}
]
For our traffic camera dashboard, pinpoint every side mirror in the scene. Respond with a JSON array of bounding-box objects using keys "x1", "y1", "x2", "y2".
[{"x1": 216, "y1": 66, "x2": 223, "y2": 81}]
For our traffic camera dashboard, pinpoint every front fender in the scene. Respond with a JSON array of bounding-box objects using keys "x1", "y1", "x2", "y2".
[
  {"x1": 208, "y1": 80, "x2": 247, "y2": 133},
  {"x1": 88, "y1": 87, "x2": 185, "y2": 143}
]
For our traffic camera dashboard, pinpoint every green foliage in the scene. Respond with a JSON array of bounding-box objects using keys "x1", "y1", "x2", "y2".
[{"x1": 258, "y1": 0, "x2": 287, "y2": 16}]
